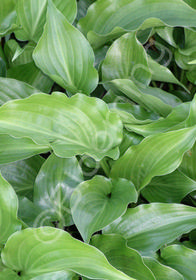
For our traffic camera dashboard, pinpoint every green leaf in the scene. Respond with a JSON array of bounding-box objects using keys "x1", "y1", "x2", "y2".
[
  {"x1": 34, "y1": 154, "x2": 83, "y2": 227},
  {"x1": 161, "y1": 245, "x2": 196, "y2": 280},
  {"x1": 91, "y1": 234, "x2": 155, "y2": 280},
  {"x1": 78, "y1": 0, "x2": 196, "y2": 48},
  {"x1": 7, "y1": 62, "x2": 53, "y2": 93},
  {"x1": 143, "y1": 257, "x2": 183, "y2": 280},
  {"x1": 0, "y1": 269, "x2": 21, "y2": 280},
  {"x1": 0, "y1": 0, "x2": 17, "y2": 36},
  {"x1": 0, "y1": 78, "x2": 38, "y2": 106},
  {"x1": 125, "y1": 103, "x2": 190, "y2": 137},
  {"x1": 148, "y1": 56, "x2": 188, "y2": 91},
  {"x1": 111, "y1": 127, "x2": 196, "y2": 190},
  {"x1": 0, "y1": 174, "x2": 21, "y2": 244},
  {"x1": 31, "y1": 271, "x2": 75, "y2": 280},
  {"x1": 15, "y1": 0, "x2": 77, "y2": 42},
  {"x1": 180, "y1": 143, "x2": 196, "y2": 181},
  {"x1": 141, "y1": 170, "x2": 196, "y2": 203},
  {"x1": 0, "y1": 93, "x2": 122, "y2": 161},
  {"x1": 0, "y1": 156, "x2": 44, "y2": 200},
  {"x1": 0, "y1": 135, "x2": 49, "y2": 165},
  {"x1": 108, "y1": 79, "x2": 172, "y2": 117},
  {"x1": 1, "y1": 227, "x2": 134, "y2": 280},
  {"x1": 33, "y1": 0, "x2": 98, "y2": 95},
  {"x1": 104, "y1": 203, "x2": 196, "y2": 255},
  {"x1": 71, "y1": 175, "x2": 137, "y2": 242},
  {"x1": 102, "y1": 32, "x2": 151, "y2": 86}
]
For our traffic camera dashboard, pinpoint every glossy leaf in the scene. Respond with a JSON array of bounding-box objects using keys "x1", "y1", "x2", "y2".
[
  {"x1": 34, "y1": 154, "x2": 83, "y2": 227},
  {"x1": 126, "y1": 103, "x2": 190, "y2": 137},
  {"x1": 104, "y1": 203, "x2": 196, "y2": 255},
  {"x1": 111, "y1": 127, "x2": 196, "y2": 190},
  {"x1": 91, "y1": 234, "x2": 155, "y2": 280},
  {"x1": 78, "y1": 0, "x2": 196, "y2": 48},
  {"x1": 31, "y1": 271, "x2": 75, "y2": 280},
  {"x1": 1, "y1": 227, "x2": 134, "y2": 280},
  {"x1": 102, "y1": 32, "x2": 151, "y2": 86},
  {"x1": 0, "y1": 156, "x2": 44, "y2": 200},
  {"x1": 108, "y1": 79, "x2": 172, "y2": 117},
  {"x1": 141, "y1": 170, "x2": 196, "y2": 203},
  {"x1": 7, "y1": 62, "x2": 53, "y2": 93},
  {"x1": 15, "y1": 0, "x2": 77, "y2": 42},
  {"x1": 33, "y1": 0, "x2": 98, "y2": 95},
  {"x1": 148, "y1": 56, "x2": 188, "y2": 91},
  {"x1": 143, "y1": 257, "x2": 183, "y2": 280},
  {"x1": 0, "y1": 134, "x2": 49, "y2": 165},
  {"x1": 180, "y1": 143, "x2": 196, "y2": 181},
  {"x1": 161, "y1": 245, "x2": 196, "y2": 280},
  {"x1": 0, "y1": 78, "x2": 38, "y2": 106},
  {"x1": 0, "y1": 0, "x2": 17, "y2": 36},
  {"x1": 71, "y1": 175, "x2": 137, "y2": 242},
  {"x1": 0, "y1": 93, "x2": 122, "y2": 161},
  {"x1": 0, "y1": 174, "x2": 21, "y2": 244}
]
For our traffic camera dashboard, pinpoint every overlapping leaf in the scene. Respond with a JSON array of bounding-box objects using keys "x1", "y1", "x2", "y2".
[
  {"x1": 0, "y1": 174, "x2": 21, "y2": 245},
  {"x1": 0, "y1": 92, "x2": 122, "y2": 160},
  {"x1": 33, "y1": 0, "x2": 98, "y2": 95},
  {"x1": 71, "y1": 175, "x2": 137, "y2": 242},
  {"x1": 1, "y1": 227, "x2": 134, "y2": 280},
  {"x1": 161, "y1": 245, "x2": 196, "y2": 280},
  {"x1": 104, "y1": 203, "x2": 196, "y2": 255},
  {"x1": 34, "y1": 154, "x2": 83, "y2": 227},
  {"x1": 78, "y1": 0, "x2": 196, "y2": 48},
  {"x1": 111, "y1": 126, "x2": 196, "y2": 190}
]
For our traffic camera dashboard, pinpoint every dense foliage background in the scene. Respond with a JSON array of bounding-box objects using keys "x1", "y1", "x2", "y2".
[{"x1": 0, "y1": 0, "x2": 196, "y2": 279}]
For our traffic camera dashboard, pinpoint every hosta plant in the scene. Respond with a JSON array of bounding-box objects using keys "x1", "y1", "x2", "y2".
[{"x1": 0, "y1": 0, "x2": 196, "y2": 279}]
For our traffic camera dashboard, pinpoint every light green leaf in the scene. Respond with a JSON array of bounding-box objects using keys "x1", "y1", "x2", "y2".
[
  {"x1": 7, "y1": 62, "x2": 53, "y2": 93},
  {"x1": 148, "y1": 56, "x2": 188, "y2": 91},
  {"x1": 91, "y1": 234, "x2": 155, "y2": 280},
  {"x1": 34, "y1": 154, "x2": 83, "y2": 227},
  {"x1": 108, "y1": 79, "x2": 172, "y2": 117},
  {"x1": 0, "y1": 78, "x2": 38, "y2": 106},
  {"x1": 33, "y1": 0, "x2": 98, "y2": 95},
  {"x1": 71, "y1": 175, "x2": 137, "y2": 242},
  {"x1": 0, "y1": 156, "x2": 44, "y2": 200},
  {"x1": 118, "y1": 130, "x2": 143, "y2": 156},
  {"x1": 161, "y1": 245, "x2": 196, "y2": 280},
  {"x1": 78, "y1": 0, "x2": 196, "y2": 48},
  {"x1": 0, "y1": 135, "x2": 49, "y2": 165},
  {"x1": 1, "y1": 227, "x2": 134, "y2": 280},
  {"x1": 156, "y1": 27, "x2": 177, "y2": 48},
  {"x1": 189, "y1": 59, "x2": 196, "y2": 64},
  {"x1": 141, "y1": 169, "x2": 196, "y2": 203},
  {"x1": 104, "y1": 203, "x2": 196, "y2": 255},
  {"x1": 180, "y1": 143, "x2": 196, "y2": 181},
  {"x1": 125, "y1": 103, "x2": 190, "y2": 137},
  {"x1": 0, "y1": 0, "x2": 17, "y2": 36},
  {"x1": 31, "y1": 271, "x2": 75, "y2": 280},
  {"x1": 143, "y1": 257, "x2": 183, "y2": 280},
  {"x1": 102, "y1": 32, "x2": 151, "y2": 86},
  {"x1": 0, "y1": 93, "x2": 122, "y2": 161},
  {"x1": 0, "y1": 174, "x2": 21, "y2": 244},
  {"x1": 111, "y1": 126, "x2": 196, "y2": 190},
  {"x1": 15, "y1": 0, "x2": 77, "y2": 42},
  {"x1": 53, "y1": 0, "x2": 77, "y2": 23},
  {"x1": 0, "y1": 269, "x2": 21, "y2": 280}
]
